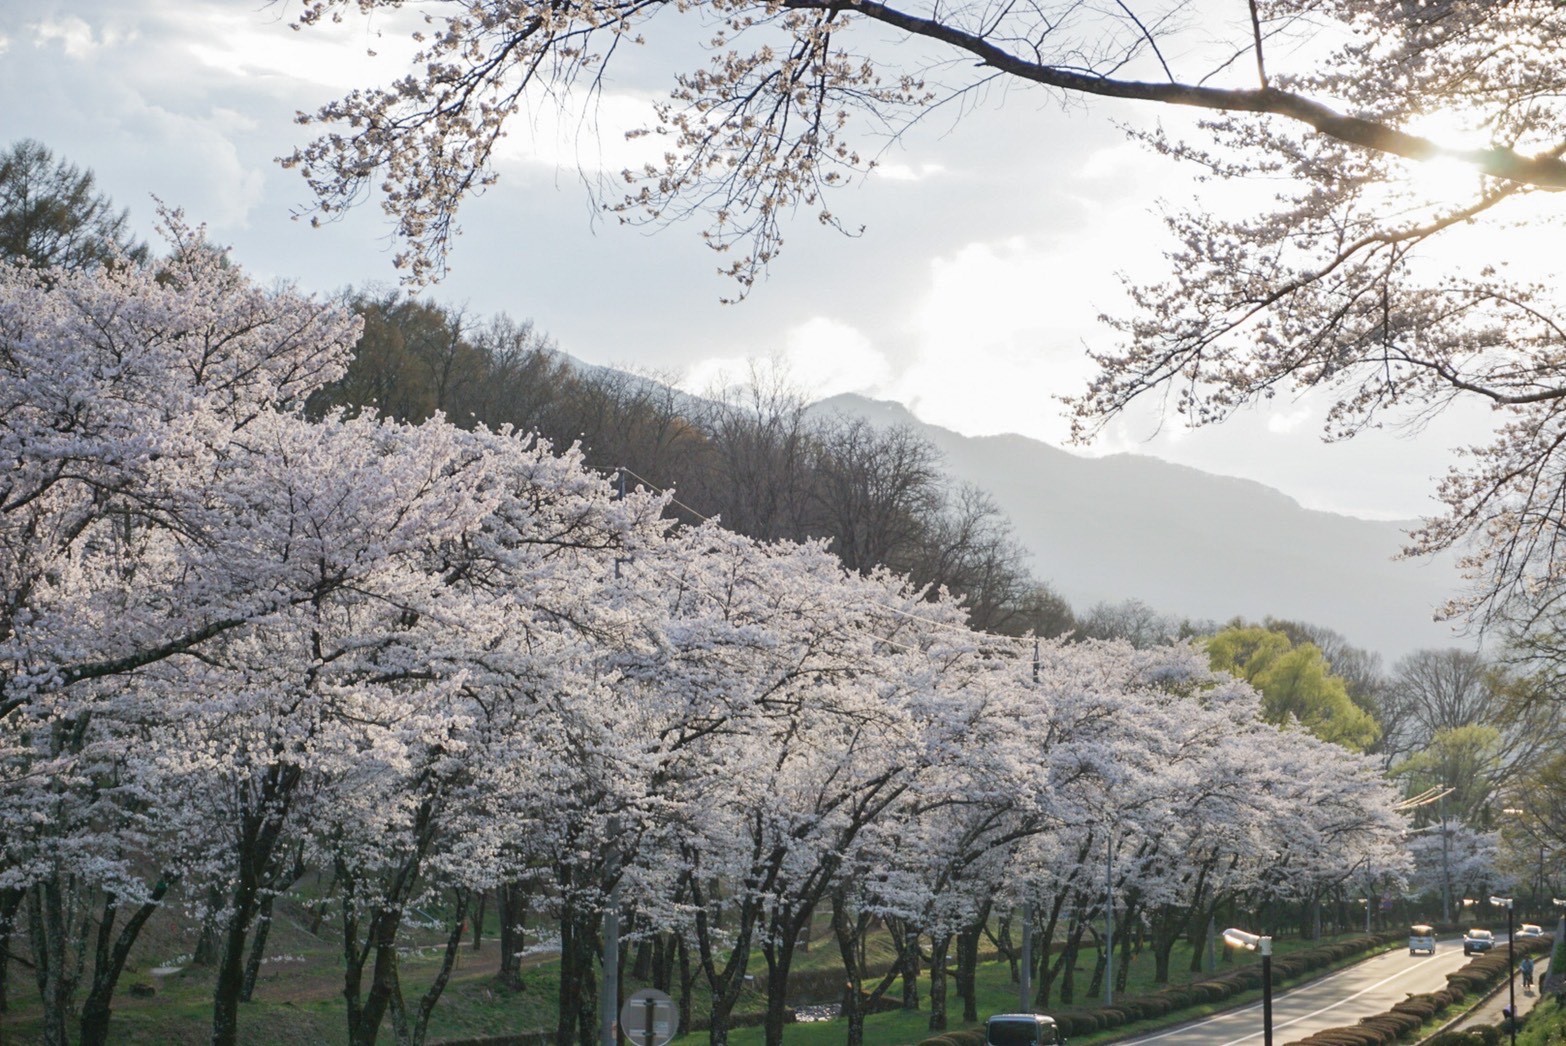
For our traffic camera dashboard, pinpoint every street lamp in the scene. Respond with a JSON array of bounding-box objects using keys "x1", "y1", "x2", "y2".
[
  {"x1": 1223, "y1": 928, "x2": 1273, "y2": 1046},
  {"x1": 1491, "y1": 895, "x2": 1515, "y2": 1045}
]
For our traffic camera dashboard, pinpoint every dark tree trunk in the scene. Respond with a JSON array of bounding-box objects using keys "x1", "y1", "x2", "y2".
[
  {"x1": 193, "y1": 883, "x2": 224, "y2": 967},
  {"x1": 676, "y1": 935, "x2": 694, "y2": 1034},
  {"x1": 956, "y1": 913, "x2": 984, "y2": 1022},
  {"x1": 28, "y1": 877, "x2": 81, "y2": 1046},
  {"x1": 926, "y1": 933, "x2": 952, "y2": 1032},
  {"x1": 761, "y1": 931, "x2": 799, "y2": 1046},
  {"x1": 348, "y1": 906, "x2": 406, "y2": 1046},
  {"x1": 1058, "y1": 917, "x2": 1087, "y2": 1005},
  {"x1": 834, "y1": 896, "x2": 866, "y2": 1046},
  {"x1": 0, "y1": 886, "x2": 23, "y2": 1014},
  {"x1": 79, "y1": 882, "x2": 170, "y2": 1046},
  {"x1": 1032, "y1": 888, "x2": 1069, "y2": 1009},
  {"x1": 470, "y1": 890, "x2": 487, "y2": 951},
  {"x1": 890, "y1": 919, "x2": 920, "y2": 1010},
  {"x1": 830, "y1": 892, "x2": 903, "y2": 1046},
  {"x1": 240, "y1": 893, "x2": 276, "y2": 1003},
  {"x1": 690, "y1": 871, "x2": 758, "y2": 1046},
  {"x1": 388, "y1": 888, "x2": 470, "y2": 1046},
  {"x1": 211, "y1": 762, "x2": 300, "y2": 1046},
  {"x1": 633, "y1": 937, "x2": 654, "y2": 981},
  {"x1": 555, "y1": 896, "x2": 598, "y2": 1046},
  {"x1": 992, "y1": 913, "x2": 1018, "y2": 985},
  {"x1": 496, "y1": 881, "x2": 528, "y2": 991}
]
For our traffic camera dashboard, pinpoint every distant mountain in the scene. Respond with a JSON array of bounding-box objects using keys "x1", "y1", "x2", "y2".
[{"x1": 814, "y1": 394, "x2": 1470, "y2": 663}]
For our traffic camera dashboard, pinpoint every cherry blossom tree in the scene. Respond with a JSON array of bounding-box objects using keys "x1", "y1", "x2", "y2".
[{"x1": 0, "y1": 213, "x2": 363, "y2": 1046}]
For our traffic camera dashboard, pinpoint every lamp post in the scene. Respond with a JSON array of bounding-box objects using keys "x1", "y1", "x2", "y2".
[
  {"x1": 1491, "y1": 895, "x2": 1515, "y2": 1045},
  {"x1": 1223, "y1": 928, "x2": 1272, "y2": 1046}
]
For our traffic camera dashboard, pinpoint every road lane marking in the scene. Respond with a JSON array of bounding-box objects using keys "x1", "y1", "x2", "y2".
[{"x1": 1126, "y1": 955, "x2": 1443, "y2": 1044}]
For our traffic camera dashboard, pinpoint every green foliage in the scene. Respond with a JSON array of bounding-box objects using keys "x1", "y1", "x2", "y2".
[
  {"x1": 0, "y1": 139, "x2": 147, "y2": 272},
  {"x1": 1205, "y1": 626, "x2": 1380, "y2": 750}
]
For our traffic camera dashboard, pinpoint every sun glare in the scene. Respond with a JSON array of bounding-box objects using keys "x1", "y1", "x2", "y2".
[
  {"x1": 1398, "y1": 110, "x2": 1491, "y2": 209},
  {"x1": 1403, "y1": 156, "x2": 1482, "y2": 207}
]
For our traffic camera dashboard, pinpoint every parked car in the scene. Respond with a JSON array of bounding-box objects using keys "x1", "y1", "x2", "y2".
[
  {"x1": 986, "y1": 1013, "x2": 1066, "y2": 1046},
  {"x1": 1518, "y1": 923, "x2": 1545, "y2": 938},
  {"x1": 1409, "y1": 924, "x2": 1436, "y2": 955},
  {"x1": 1463, "y1": 928, "x2": 1495, "y2": 955}
]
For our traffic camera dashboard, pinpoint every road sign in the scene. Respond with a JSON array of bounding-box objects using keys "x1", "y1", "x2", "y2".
[{"x1": 619, "y1": 988, "x2": 676, "y2": 1046}]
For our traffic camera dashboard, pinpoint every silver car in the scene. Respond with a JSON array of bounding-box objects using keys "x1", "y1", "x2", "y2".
[{"x1": 1463, "y1": 928, "x2": 1494, "y2": 955}]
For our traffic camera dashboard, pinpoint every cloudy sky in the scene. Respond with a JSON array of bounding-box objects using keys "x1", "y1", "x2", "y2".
[{"x1": 1, "y1": 1, "x2": 1497, "y2": 523}]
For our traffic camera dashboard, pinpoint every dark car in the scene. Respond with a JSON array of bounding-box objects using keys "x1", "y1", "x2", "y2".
[
  {"x1": 1463, "y1": 928, "x2": 1494, "y2": 955},
  {"x1": 986, "y1": 1013, "x2": 1065, "y2": 1046}
]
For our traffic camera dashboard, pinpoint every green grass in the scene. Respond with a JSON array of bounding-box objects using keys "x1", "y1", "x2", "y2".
[{"x1": 0, "y1": 916, "x2": 1394, "y2": 1046}]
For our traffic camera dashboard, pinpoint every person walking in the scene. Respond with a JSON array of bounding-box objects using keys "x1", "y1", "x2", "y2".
[{"x1": 1520, "y1": 955, "x2": 1535, "y2": 992}]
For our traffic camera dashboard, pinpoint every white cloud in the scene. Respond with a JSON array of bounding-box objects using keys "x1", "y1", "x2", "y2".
[
  {"x1": 33, "y1": 16, "x2": 99, "y2": 58},
  {"x1": 1266, "y1": 404, "x2": 1312, "y2": 435},
  {"x1": 488, "y1": 90, "x2": 670, "y2": 177},
  {"x1": 873, "y1": 161, "x2": 946, "y2": 182},
  {"x1": 783, "y1": 318, "x2": 891, "y2": 396},
  {"x1": 679, "y1": 317, "x2": 892, "y2": 401}
]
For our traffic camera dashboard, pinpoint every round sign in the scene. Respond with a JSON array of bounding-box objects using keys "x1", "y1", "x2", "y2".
[{"x1": 619, "y1": 988, "x2": 677, "y2": 1046}]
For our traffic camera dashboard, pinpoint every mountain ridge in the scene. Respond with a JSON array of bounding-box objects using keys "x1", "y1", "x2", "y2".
[{"x1": 813, "y1": 393, "x2": 1469, "y2": 662}]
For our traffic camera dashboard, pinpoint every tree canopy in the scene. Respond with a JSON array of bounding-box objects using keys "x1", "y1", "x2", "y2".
[
  {"x1": 1206, "y1": 625, "x2": 1380, "y2": 751},
  {"x1": 0, "y1": 139, "x2": 146, "y2": 272},
  {"x1": 282, "y1": 1, "x2": 1566, "y2": 637},
  {"x1": 1, "y1": 219, "x2": 1413, "y2": 1045}
]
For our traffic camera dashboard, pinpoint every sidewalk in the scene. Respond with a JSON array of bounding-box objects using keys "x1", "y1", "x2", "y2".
[{"x1": 1431, "y1": 957, "x2": 1552, "y2": 1038}]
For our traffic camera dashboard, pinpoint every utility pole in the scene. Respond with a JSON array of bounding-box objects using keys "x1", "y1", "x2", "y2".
[
  {"x1": 1441, "y1": 793, "x2": 1452, "y2": 924},
  {"x1": 600, "y1": 824, "x2": 620, "y2": 1046},
  {"x1": 1019, "y1": 906, "x2": 1032, "y2": 1012},
  {"x1": 1105, "y1": 833, "x2": 1114, "y2": 1007}
]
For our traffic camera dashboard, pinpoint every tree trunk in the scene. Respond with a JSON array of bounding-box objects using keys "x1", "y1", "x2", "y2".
[
  {"x1": 0, "y1": 886, "x2": 23, "y2": 1014},
  {"x1": 212, "y1": 762, "x2": 301, "y2": 1046},
  {"x1": 1032, "y1": 890, "x2": 1068, "y2": 1009},
  {"x1": 555, "y1": 896, "x2": 598, "y2": 1046},
  {"x1": 1058, "y1": 918, "x2": 1086, "y2": 1006},
  {"x1": 389, "y1": 888, "x2": 470, "y2": 1046},
  {"x1": 957, "y1": 913, "x2": 984, "y2": 1022},
  {"x1": 891, "y1": 919, "x2": 920, "y2": 1011},
  {"x1": 675, "y1": 935, "x2": 694, "y2": 1034},
  {"x1": 761, "y1": 933, "x2": 798, "y2": 1046},
  {"x1": 193, "y1": 883, "x2": 224, "y2": 967},
  {"x1": 349, "y1": 906, "x2": 407, "y2": 1046},
  {"x1": 469, "y1": 890, "x2": 487, "y2": 952},
  {"x1": 239, "y1": 893, "x2": 277, "y2": 1003},
  {"x1": 834, "y1": 895, "x2": 866, "y2": 1046},
  {"x1": 496, "y1": 881, "x2": 528, "y2": 991},
  {"x1": 633, "y1": 937, "x2": 654, "y2": 981},
  {"x1": 79, "y1": 882, "x2": 170, "y2": 1046},
  {"x1": 27, "y1": 877, "x2": 80, "y2": 1046},
  {"x1": 926, "y1": 933, "x2": 952, "y2": 1032}
]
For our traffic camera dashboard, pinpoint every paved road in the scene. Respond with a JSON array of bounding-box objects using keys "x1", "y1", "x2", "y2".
[{"x1": 1115, "y1": 938, "x2": 1478, "y2": 1045}]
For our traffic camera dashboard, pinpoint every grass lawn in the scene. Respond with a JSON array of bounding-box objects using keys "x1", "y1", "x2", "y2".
[{"x1": 0, "y1": 912, "x2": 1391, "y2": 1046}]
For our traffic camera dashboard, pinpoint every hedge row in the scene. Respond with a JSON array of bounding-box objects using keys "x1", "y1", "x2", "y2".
[{"x1": 1284, "y1": 936, "x2": 1553, "y2": 1046}]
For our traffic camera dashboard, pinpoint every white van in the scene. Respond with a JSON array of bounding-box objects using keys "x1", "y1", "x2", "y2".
[
  {"x1": 1409, "y1": 924, "x2": 1435, "y2": 955},
  {"x1": 985, "y1": 1013, "x2": 1065, "y2": 1046}
]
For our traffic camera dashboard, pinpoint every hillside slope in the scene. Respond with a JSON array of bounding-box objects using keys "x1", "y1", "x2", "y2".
[{"x1": 817, "y1": 394, "x2": 1471, "y2": 661}]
